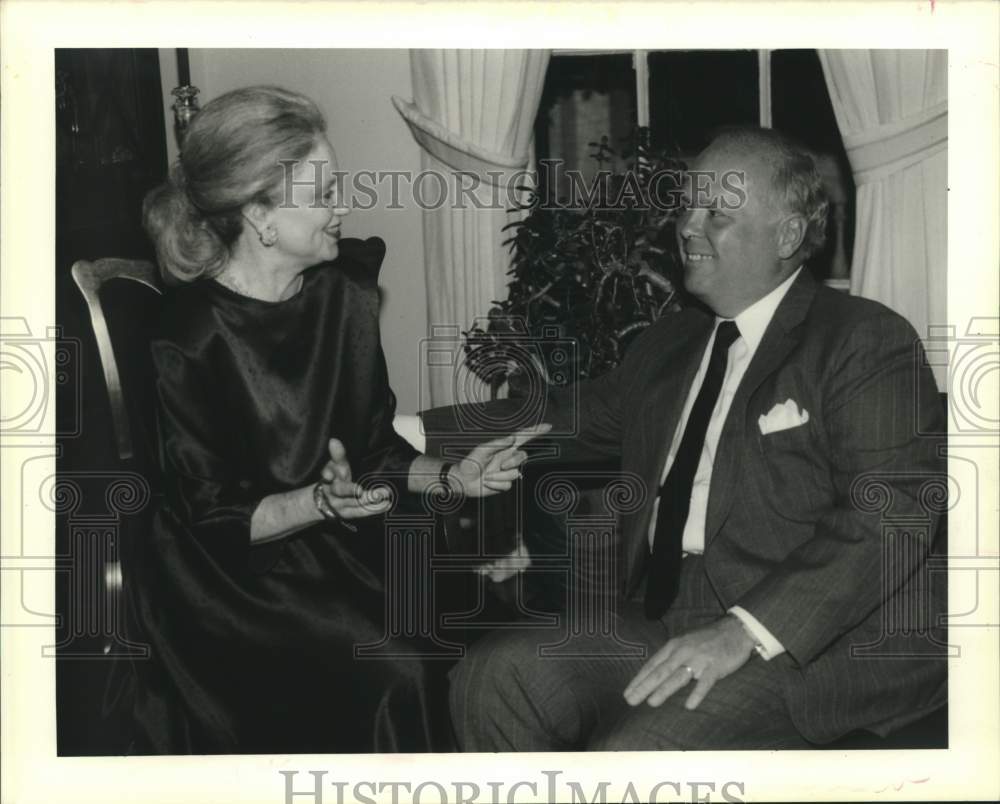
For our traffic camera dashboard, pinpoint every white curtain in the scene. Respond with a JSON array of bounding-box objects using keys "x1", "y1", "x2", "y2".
[
  {"x1": 393, "y1": 49, "x2": 550, "y2": 407},
  {"x1": 818, "y1": 50, "x2": 947, "y2": 390}
]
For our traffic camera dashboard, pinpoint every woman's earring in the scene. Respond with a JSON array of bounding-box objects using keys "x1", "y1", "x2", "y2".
[{"x1": 259, "y1": 227, "x2": 277, "y2": 247}]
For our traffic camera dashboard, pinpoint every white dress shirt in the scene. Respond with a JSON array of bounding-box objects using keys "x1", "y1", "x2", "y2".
[{"x1": 647, "y1": 267, "x2": 802, "y2": 659}]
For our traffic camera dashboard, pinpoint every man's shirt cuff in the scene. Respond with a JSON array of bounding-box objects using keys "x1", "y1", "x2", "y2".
[{"x1": 728, "y1": 606, "x2": 786, "y2": 660}]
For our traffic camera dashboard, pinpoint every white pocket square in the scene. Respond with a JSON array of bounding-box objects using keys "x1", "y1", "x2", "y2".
[{"x1": 758, "y1": 399, "x2": 810, "y2": 435}]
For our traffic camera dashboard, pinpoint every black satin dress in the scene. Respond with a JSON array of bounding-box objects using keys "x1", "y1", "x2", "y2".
[{"x1": 131, "y1": 237, "x2": 450, "y2": 754}]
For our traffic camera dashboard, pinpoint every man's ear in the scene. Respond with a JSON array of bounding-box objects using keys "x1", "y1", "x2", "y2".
[{"x1": 776, "y1": 214, "x2": 807, "y2": 259}]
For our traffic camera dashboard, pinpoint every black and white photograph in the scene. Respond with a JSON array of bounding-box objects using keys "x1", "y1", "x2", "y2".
[{"x1": 2, "y1": 2, "x2": 998, "y2": 803}]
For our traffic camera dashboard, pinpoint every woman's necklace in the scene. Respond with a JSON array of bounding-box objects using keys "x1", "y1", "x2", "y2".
[{"x1": 215, "y1": 270, "x2": 303, "y2": 301}]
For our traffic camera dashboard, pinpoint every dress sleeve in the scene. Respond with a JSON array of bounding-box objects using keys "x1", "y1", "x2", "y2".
[
  {"x1": 342, "y1": 237, "x2": 420, "y2": 498},
  {"x1": 151, "y1": 338, "x2": 259, "y2": 563},
  {"x1": 353, "y1": 322, "x2": 420, "y2": 501}
]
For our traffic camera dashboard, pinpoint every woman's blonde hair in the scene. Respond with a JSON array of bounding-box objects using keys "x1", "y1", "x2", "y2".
[{"x1": 143, "y1": 86, "x2": 326, "y2": 282}]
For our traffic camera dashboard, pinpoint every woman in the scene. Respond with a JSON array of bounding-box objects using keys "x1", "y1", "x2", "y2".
[{"x1": 137, "y1": 86, "x2": 541, "y2": 754}]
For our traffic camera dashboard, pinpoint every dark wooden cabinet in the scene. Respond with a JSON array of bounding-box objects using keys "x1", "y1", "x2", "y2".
[{"x1": 56, "y1": 49, "x2": 168, "y2": 271}]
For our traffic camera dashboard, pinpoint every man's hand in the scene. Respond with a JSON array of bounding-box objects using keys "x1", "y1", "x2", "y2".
[{"x1": 623, "y1": 615, "x2": 756, "y2": 710}]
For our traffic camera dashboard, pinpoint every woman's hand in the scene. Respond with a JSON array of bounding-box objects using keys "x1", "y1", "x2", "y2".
[
  {"x1": 317, "y1": 438, "x2": 392, "y2": 521},
  {"x1": 451, "y1": 424, "x2": 552, "y2": 497}
]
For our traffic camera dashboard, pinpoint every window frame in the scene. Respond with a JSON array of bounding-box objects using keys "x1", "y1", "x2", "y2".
[
  {"x1": 545, "y1": 49, "x2": 852, "y2": 288},
  {"x1": 551, "y1": 49, "x2": 774, "y2": 130}
]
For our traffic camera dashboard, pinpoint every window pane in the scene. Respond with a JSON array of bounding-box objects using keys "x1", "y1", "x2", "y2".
[
  {"x1": 534, "y1": 54, "x2": 637, "y2": 203},
  {"x1": 647, "y1": 50, "x2": 759, "y2": 156},
  {"x1": 772, "y1": 49, "x2": 855, "y2": 281},
  {"x1": 771, "y1": 49, "x2": 846, "y2": 156}
]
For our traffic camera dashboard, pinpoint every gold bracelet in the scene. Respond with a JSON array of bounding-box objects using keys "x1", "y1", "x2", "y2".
[{"x1": 313, "y1": 482, "x2": 358, "y2": 533}]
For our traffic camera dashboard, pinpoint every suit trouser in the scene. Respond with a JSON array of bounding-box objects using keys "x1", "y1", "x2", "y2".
[{"x1": 448, "y1": 556, "x2": 810, "y2": 751}]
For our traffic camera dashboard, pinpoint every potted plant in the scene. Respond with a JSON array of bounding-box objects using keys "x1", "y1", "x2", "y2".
[
  {"x1": 462, "y1": 130, "x2": 686, "y2": 607},
  {"x1": 464, "y1": 129, "x2": 685, "y2": 395}
]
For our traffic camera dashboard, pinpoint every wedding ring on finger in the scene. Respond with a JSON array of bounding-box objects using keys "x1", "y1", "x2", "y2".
[{"x1": 681, "y1": 664, "x2": 695, "y2": 680}]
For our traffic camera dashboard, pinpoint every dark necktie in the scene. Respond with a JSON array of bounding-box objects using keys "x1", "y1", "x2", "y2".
[{"x1": 644, "y1": 320, "x2": 740, "y2": 620}]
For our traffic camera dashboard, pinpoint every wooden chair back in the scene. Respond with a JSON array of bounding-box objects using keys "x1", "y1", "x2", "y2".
[{"x1": 71, "y1": 258, "x2": 162, "y2": 463}]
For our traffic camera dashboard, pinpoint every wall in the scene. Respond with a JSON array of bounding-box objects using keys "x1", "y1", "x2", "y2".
[{"x1": 158, "y1": 49, "x2": 428, "y2": 413}]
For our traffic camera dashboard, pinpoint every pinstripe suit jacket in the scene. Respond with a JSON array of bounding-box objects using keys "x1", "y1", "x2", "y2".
[{"x1": 543, "y1": 270, "x2": 948, "y2": 742}]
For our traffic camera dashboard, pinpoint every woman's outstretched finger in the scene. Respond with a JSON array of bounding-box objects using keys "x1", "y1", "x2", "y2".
[
  {"x1": 486, "y1": 468, "x2": 522, "y2": 484},
  {"x1": 472, "y1": 434, "x2": 516, "y2": 458},
  {"x1": 498, "y1": 450, "x2": 528, "y2": 471},
  {"x1": 483, "y1": 480, "x2": 513, "y2": 493},
  {"x1": 475, "y1": 424, "x2": 551, "y2": 458},
  {"x1": 509, "y1": 423, "x2": 552, "y2": 448}
]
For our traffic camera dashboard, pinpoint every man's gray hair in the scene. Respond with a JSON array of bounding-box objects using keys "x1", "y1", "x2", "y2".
[{"x1": 710, "y1": 127, "x2": 831, "y2": 260}]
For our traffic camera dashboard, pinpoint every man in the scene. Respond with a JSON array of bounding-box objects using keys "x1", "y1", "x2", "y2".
[{"x1": 448, "y1": 127, "x2": 947, "y2": 750}]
